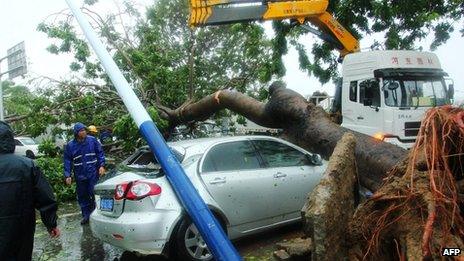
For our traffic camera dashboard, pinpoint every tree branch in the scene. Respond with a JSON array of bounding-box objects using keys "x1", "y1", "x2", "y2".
[
  {"x1": 161, "y1": 82, "x2": 407, "y2": 191},
  {"x1": 163, "y1": 89, "x2": 278, "y2": 128}
]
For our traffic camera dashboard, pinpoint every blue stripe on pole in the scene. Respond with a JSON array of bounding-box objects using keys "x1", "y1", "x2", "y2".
[{"x1": 139, "y1": 121, "x2": 242, "y2": 261}]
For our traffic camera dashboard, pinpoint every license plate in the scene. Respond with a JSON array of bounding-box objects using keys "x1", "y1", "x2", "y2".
[{"x1": 100, "y1": 198, "x2": 114, "y2": 212}]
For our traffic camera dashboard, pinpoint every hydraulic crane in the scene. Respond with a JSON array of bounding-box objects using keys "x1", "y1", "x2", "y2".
[{"x1": 189, "y1": 0, "x2": 360, "y2": 58}]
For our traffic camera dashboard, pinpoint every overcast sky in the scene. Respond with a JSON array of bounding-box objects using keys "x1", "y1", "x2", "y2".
[{"x1": 1, "y1": 0, "x2": 463, "y2": 102}]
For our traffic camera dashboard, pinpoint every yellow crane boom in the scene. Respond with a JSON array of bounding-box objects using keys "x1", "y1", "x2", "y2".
[{"x1": 189, "y1": 0, "x2": 359, "y2": 57}]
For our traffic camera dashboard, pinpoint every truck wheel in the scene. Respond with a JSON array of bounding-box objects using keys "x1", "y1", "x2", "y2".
[
  {"x1": 173, "y1": 216, "x2": 226, "y2": 261},
  {"x1": 26, "y1": 150, "x2": 35, "y2": 159}
]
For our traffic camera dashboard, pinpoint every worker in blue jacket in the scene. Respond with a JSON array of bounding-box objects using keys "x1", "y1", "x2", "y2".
[{"x1": 64, "y1": 122, "x2": 106, "y2": 224}]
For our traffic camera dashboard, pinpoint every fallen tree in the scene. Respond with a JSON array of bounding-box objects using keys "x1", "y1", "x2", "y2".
[{"x1": 158, "y1": 81, "x2": 407, "y2": 191}]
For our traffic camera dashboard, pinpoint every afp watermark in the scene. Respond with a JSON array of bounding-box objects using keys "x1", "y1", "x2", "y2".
[{"x1": 442, "y1": 248, "x2": 461, "y2": 256}]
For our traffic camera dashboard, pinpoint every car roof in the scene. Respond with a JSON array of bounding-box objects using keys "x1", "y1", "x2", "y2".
[
  {"x1": 139, "y1": 135, "x2": 287, "y2": 155},
  {"x1": 169, "y1": 135, "x2": 282, "y2": 149}
]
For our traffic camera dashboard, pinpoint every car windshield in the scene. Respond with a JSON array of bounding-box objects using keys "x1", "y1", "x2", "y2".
[
  {"x1": 19, "y1": 138, "x2": 36, "y2": 145},
  {"x1": 383, "y1": 77, "x2": 450, "y2": 107}
]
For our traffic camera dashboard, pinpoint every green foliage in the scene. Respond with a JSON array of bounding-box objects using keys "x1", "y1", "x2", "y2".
[
  {"x1": 38, "y1": 139, "x2": 60, "y2": 158},
  {"x1": 36, "y1": 157, "x2": 76, "y2": 202},
  {"x1": 236, "y1": 115, "x2": 247, "y2": 126},
  {"x1": 26, "y1": 0, "x2": 276, "y2": 149},
  {"x1": 130, "y1": 0, "x2": 275, "y2": 107},
  {"x1": 2, "y1": 81, "x2": 54, "y2": 137},
  {"x1": 113, "y1": 107, "x2": 169, "y2": 152}
]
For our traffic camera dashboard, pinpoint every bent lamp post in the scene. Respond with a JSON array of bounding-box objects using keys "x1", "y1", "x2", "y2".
[{"x1": 65, "y1": 0, "x2": 242, "y2": 260}]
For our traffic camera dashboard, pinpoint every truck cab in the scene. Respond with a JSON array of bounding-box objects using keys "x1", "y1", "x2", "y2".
[{"x1": 334, "y1": 50, "x2": 454, "y2": 149}]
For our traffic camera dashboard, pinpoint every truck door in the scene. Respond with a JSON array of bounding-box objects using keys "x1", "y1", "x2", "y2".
[
  {"x1": 355, "y1": 79, "x2": 384, "y2": 136},
  {"x1": 341, "y1": 80, "x2": 359, "y2": 130}
]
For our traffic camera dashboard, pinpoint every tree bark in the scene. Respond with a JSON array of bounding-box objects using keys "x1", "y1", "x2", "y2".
[
  {"x1": 161, "y1": 82, "x2": 407, "y2": 191},
  {"x1": 188, "y1": 28, "x2": 196, "y2": 100}
]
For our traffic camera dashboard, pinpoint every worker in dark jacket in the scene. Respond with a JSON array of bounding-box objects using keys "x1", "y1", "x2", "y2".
[
  {"x1": 0, "y1": 121, "x2": 60, "y2": 260},
  {"x1": 64, "y1": 122, "x2": 105, "y2": 224}
]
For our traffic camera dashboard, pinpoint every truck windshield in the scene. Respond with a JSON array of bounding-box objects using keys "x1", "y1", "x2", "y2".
[{"x1": 383, "y1": 77, "x2": 450, "y2": 107}]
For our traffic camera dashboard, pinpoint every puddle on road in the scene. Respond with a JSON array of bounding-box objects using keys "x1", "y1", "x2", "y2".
[
  {"x1": 33, "y1": 202, "x2": 123, "y2": 261},
  {"x1": 33, "y1": 202, "x2": 302, "y2": 260}
]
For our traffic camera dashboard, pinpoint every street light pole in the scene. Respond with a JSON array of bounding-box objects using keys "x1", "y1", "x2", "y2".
[
  {"x1": 0, "y1": 65, "x2": 4, "y2": 121},
  {"x1": 66, "y1": 1, "x2": 241, "y2": 260}
]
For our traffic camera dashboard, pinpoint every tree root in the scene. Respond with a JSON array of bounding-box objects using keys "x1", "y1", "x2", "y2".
[{"x1": 349, "y1": 106, "x2": 464, "y2": 260}]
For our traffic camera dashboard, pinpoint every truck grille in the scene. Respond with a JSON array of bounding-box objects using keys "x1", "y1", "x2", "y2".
[{"x1": 404, "y1": 121, "x2": 421, "y2": 137}]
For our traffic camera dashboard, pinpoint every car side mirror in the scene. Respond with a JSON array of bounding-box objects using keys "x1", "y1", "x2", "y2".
[
  {"x1": 448, "y1": 84, "x2": 454, "y2": 100},
  {"x1": 363, "y1": 98, "x2": 372, "y2": 106},
  {"x1": 308, "y1": 154, "x2": 323, "y2": 166}
]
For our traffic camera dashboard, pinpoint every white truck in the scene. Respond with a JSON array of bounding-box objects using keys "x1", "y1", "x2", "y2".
[{"x1": 331, "y1": 50, "x2": 454, "y2": 149}]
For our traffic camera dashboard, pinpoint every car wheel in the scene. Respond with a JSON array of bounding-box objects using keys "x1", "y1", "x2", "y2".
[
  {"x1": 26, "y1": 150, "x2": 35, "y2": 159},
  {"x1": 174, "y1": 216, "x2": 225, "y2": 261}
]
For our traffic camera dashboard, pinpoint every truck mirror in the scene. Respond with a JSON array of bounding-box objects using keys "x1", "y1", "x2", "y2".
[
  {"x1": 387, "y1": 82, "x2": 399, "y2": 91},
  {"x1": 448, "y1": 84, "x2": 455, "y2": 100},
  {"x1": 363, "y1": 98, "x2": 373, "y2": 106}
]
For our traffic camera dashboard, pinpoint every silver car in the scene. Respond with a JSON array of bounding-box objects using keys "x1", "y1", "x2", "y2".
[{"x1": 90, "y1": 136, "x2": 326, "y2": 260}]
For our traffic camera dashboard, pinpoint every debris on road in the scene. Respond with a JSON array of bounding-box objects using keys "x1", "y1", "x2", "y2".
[
  {"x1": 273, "y1": 249, "x2": 291, "y2": 260},
  {"x1": 275, "y1": 237, "x2": 312, "y2": 259}
]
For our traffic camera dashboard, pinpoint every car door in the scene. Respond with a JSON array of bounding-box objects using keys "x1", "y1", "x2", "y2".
[
  {"x1": 252, "y1": 139, "x2": 324, "y2": 221},
  {"x1": 200, "y1": 140, "x2": 276, "y2": 231}
]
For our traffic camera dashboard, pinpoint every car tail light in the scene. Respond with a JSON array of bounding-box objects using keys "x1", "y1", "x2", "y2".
[
  {"x1": 114, "y1": 182, "x2": 130, "y2": 200},
  {"x1": 114, "y1": 181, "x2": 161, "y2": 201}
]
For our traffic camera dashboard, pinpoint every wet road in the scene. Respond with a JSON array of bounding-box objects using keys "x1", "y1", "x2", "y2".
[{"x1": 33, "y1": 202, "x2": 302, "y2": 261}]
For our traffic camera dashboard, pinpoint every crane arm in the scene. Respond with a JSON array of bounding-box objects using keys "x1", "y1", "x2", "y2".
[{"x1": 189, "y1": 0, "x2": 359, "y2": 57}]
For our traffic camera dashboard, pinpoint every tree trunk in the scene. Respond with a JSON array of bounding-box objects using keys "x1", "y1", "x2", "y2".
[{"x1": 161, "y1": 82, "x2": 407, "y2": 191}]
